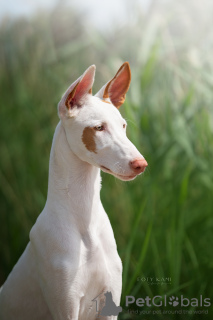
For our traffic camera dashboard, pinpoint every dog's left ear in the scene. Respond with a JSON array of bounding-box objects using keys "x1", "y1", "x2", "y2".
[{"x1": 95, "y1": 62, "x2": 131, "y2": 108}]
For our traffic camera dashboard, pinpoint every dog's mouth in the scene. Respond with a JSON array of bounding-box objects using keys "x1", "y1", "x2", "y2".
[{"x1": 100, "y1": 166, "x2": 137, "y2": 181}]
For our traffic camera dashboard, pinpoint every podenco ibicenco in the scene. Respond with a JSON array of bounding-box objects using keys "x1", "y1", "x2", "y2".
[{"x1": 0, "y1": 62, "x2": 147, "y2": 320}]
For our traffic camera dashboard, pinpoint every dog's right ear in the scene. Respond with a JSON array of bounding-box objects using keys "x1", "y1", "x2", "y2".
[
  {"x1": 58, "y1": 65, "x2": 96, "y2": 119},
  {"x1": 95, "y1": 62, "x2": 131, "y2": 109}
]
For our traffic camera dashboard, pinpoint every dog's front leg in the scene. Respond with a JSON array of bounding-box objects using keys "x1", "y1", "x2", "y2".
[
  {"x1": 30, "y1": 217, "x2": 83, "y2": 319},
  {"x1": 38, "y1": 271, "x2": 82, "y2": 320},
  {"x1": 34, "y1": 253, "x2": 82, "y2": 320}
]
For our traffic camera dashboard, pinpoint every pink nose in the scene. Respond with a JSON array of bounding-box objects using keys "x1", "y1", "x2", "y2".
[{"x1": 129, "y1": 158, "x2": 148, "y2": 174}]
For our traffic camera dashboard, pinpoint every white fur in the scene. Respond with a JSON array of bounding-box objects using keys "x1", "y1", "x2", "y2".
[{"x1": 0, "y1": 64, "x2": 147, "y2": 320}]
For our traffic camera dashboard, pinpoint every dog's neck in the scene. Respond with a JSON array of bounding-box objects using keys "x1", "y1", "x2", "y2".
[{"x1": 46, "y1": 121, "x2": 101, "y2": 232}]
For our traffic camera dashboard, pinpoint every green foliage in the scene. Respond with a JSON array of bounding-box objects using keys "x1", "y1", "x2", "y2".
[{"x1": 0, "y1": 4, "x2": 213, "y2": 319}]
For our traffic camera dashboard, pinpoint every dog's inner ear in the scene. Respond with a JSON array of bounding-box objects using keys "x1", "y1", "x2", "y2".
[
  {"x1": 96, "y1": 62, "x2": 131, "y2": 109},
  {"x1": 65, "y1": 65, "x2": 95, "y2": 109}
]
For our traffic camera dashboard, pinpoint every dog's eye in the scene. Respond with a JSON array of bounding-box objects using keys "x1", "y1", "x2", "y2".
[
  {"x1": 123, "y1": 124, "x2": 126, "y2": 129},
  {"x1": 94, "y1": 125, "x2": 104, "y2": 131}
]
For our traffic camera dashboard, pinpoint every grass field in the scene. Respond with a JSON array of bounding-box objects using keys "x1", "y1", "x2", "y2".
[{"x1": 0, "y1": 2, "x2": 213, "y2": 319}]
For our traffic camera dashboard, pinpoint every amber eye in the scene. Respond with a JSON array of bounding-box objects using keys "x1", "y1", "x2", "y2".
[
  {"x1": 123, "y1": 124, "x2": 126, "y2": 129},
  {"x1": 94, "y1": 125, "x2": 104, "y2": 131}
]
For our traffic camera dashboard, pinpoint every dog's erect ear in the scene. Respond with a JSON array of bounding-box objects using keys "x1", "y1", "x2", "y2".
[
  {"x1": 58, "y1": 65, "x2": 96, "y2": 118},
  {"x1": 95, "y1": 62, "x2": 131, "y2": 108}
]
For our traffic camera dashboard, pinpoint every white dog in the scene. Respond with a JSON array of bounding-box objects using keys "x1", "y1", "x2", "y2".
[{"x1": 0, "y1": 62, "x2": 147, "y2": 320}]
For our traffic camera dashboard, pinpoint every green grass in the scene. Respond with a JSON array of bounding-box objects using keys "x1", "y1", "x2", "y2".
[{"x1": 0, "y1": 4, "x2": 213, "y2": 319}]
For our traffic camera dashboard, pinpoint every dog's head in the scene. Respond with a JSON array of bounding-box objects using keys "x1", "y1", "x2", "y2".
[{"x1": 58, "y1": 62, "x2": 147, "y2": 181}]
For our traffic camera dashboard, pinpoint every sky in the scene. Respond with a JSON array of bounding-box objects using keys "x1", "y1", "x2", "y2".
[
  {"x1": 0, "y1": 0, "x2": 151, "y2": 31},
  {"x1": 0, "y1": 0, "x2": 56, "y2": 19}
]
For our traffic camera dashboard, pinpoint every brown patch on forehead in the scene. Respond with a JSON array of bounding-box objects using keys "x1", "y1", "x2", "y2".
[{"x1": 82, "y1": 127, "x2": 97, "y2": 153}]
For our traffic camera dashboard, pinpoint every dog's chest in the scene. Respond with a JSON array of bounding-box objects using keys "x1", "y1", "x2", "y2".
[
  {"x1": 75, "y1": 228, "x2": 120, "y2": 288},
  {"x1": 80, "y1": 232, "x2": 116, "y2": 284},
  {"x1": 76, "y1": 234, "x2": 121, "y2": 319}
]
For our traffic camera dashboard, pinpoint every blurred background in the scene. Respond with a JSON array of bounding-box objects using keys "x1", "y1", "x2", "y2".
[{"x1": 0, "y1": 0, "x2": 213, "y2": 318}]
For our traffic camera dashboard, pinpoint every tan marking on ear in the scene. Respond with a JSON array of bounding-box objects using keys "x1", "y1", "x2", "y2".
[
  {"x1": 82, "y1": 127, "x2": 97, "y2": 153},
  {"x1": 102, "y1": 100, "x2": 111, "y2": 104},
  {"x1": 116, "y1": 96, "x2": 126, "y2": 108},
  {"x1": 103, "y1": 62, "x2": 131, "y2": 108},
  {"x1": 88, "y1": 88, "x2": 92, "y2": 94},
  {"x1": 103, "y1": 81, "x2": 111, "y2": 99},
  {"x1": 103, "y1": 63, "x2": 130, "y2": 99},
  {"x1": 65, "y1": 82, "x2": 80, "y2": 109}
]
